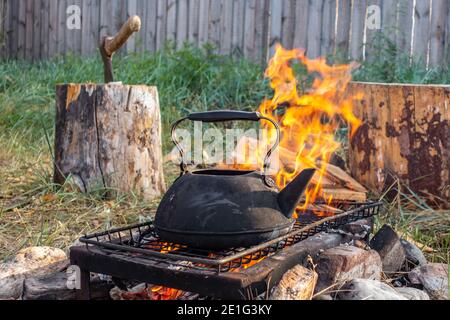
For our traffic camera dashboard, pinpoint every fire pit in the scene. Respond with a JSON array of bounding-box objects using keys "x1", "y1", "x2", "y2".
[{"x1": 70, "y1": 201, "x2": 381, "y2": 300}]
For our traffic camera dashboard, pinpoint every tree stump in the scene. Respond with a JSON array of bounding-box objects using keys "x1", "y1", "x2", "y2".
[
  {"x1": 348, "y1": 82, "x2": 449, "y2": 207},
  {"x1": 54, "y1": 83, "x2": 166, "y2": 200}
]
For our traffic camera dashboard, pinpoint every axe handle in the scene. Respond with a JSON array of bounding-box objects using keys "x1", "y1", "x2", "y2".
[{"x1": 103, "y1": 15, "x2": 141, "y2": 56}]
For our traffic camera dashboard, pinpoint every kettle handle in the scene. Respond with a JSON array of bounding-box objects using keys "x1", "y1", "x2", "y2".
[{"x1": 171, "y1": 110, "x2": 280, "y2": 179}]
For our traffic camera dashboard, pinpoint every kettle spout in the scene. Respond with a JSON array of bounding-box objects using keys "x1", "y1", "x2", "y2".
[{"x1": 277, "y1": 168, "x2": 316, "y2": 219}]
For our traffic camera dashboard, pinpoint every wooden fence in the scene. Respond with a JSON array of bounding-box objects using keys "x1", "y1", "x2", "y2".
[{"x1": 1, "y1": 0, "x2": 449, "y2": 66}]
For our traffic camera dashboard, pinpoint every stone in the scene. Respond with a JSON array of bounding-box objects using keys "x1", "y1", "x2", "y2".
[
  {"x1": 22, "y1": 272, "x2": 113, "y2": 300},
  {"x1": 409, "y1": 263, "x2": 449, "y2": 300},
  {"x1": 270, "y1": 265, "x2": 318, "y2": 300},
  {"x1": 313, "y1": 294, "x2": 333, "y2": 300},
  {"x1": 369, "y1": 224, "x2": 406, "y2": 273},
  {"x1": 0, "y1": 247, "x2": 68, "y2": 300},
  {"x1": 400, "y1": 239, "x2": 427, "y2": 269},
  {"x1": 341, "y1": 218, "x2": 373, "y2": 236},
  {"x1": 337, "y1": 279, "x2": 407, "y2": 300},
  {"x1": 395, "y1": 287, "x2": 430, "y2": 300},
  {"x1": 315, "y1": 245, "x2": 382, "y2": 292}
]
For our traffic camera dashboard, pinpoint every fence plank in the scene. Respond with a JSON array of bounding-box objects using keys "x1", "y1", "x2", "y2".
[
  {"x1": 126, "y1": 0, "x2": 137, "y2": 53},
  {"x1": 146, "y1": 0, "x2": 158, "y2": 52},
  {"x1": 381, "y1": 0, "x2": 398, "y2": 44},
  {"x1": 335, "y1": 0, "x2": 351, "y2": 59},
  {"x1": 156, "y1": 0, "x2": 167, "y2": 50},
  {"x1": 48, "y1": 0, "x2": 58, "y2": 58},
  {"x1": 99, "y1": 0, "x2": 112, "y2": 39},
  {"x1": 396, "y1": 0, "x2": 414, "y2": 56},
  {"x1": 7, "y1": 0, "x2": 18, "y2": 59},
  {"x1": 65, "y1": 0, "x2": 83, "y2": 56},
  {"x1": 1, "y1": 0, "x2": 6, "y2": 58},
  {"x1": 40, "y1": 0, "x2": 50, "y2": 59},
  {"x1": 412, "y1": 0, "x2": 431, "y2": 62},
  {"x1": 66, "y1": 0, "x2": 76, "y2": 55},
  {"x1": 220, "y1": 0, "x2": 233, "y2": 55},
  {"x1": 113, "y1": 0, "x2": 128, "y2": 54},
  {"x1": 254, "y1": 0, "x2": 270, "y2": 62},
  {"x1": 32, "y1": 0, "x2": 41, "y2": 61},
  {"x1": 25, "y1": 0, "x2": 33, "y2": 60},
  {"x1": 198, "y1": 0, "x2": 209, "y2": 46},
  {"x1": 209, "y1": 0, "x2": 221, "y2": 50},
  {"x1": 3, "y1": 0, "x2": 12, "y2": 59},
  {"x1": 364, "y1": 0, "x2": 382, "y2": 61},
  {"x1": 188, "y1": 0, "x2": 200, "y2": 46},
  {"x1": 0, "y1": 0, "x2": 4, "y2": 58},
  {"x1": 57, "y1": 0, "x2": 66, "y2": 56},
  {"x1": 269, "y1": 0, "x2": 282, "y2": 56},
  {"x1": 349, "y1": 0, "x2": 366, "y2": 60},
  {"x1": 321, "y1": 0, "x2": 336, "y2": 57},
  {"x1": 136, "y1": 0, "x2": 146, "y2": 52},
  {"x1": 231, "y1": 0, "x2": 245, "y2": 56},
  {"x1": 74, "y1": 0, "x2": 83, "y2": 55},
  {"x1": 176, "y1": 0, "x2": 188, "y2": 49},
  {"x1": 166, "y1": 0, "x2": 177, "y2": 42},
  {"x1": 306, "y1": 0, "x2": 324, "y2": 58},
  {"x1": 447, "y1": 0, "x2": 450, "y2": 64},
  {"x1": 81, "y1": 0, "x2": 92, "y2": 56},
  {"x1": 90, "y1": 0, "x2": 100, "y2": 55},
  {"x1": 281, "y1": 0, "x2": 295, "y2": 49},
  {"x1": 429, "y1": 0, "x2": 447, "y2": 67},
  {"x1": 17, "y1": 0, "x2": 28, "y2": 59},
  {"x1": 244, "y1": 0, "x2": 256, "y2": 59},
  {"x1": 293, "y1": 0, "x2": 309, "y2": 50}
]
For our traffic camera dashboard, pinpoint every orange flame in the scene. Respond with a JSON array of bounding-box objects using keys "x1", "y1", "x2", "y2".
[{"x1": 230, "y1": 45, "x2": 362, "y2": 214}]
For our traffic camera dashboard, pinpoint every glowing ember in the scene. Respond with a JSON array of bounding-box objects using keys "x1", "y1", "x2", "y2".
[
  {"x1": 150, "y1": 286, "x2": 183, "y2": 300},
  {"x1": 120, "y1": 285, "x2": 183, "y2": 300},
  {"x1": 229, "y1": 45, "x2": 362, "y2": 216}
]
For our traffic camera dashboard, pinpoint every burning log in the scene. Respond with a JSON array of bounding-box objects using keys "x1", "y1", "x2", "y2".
[
  {"x1": 279, "y1": 147, "x2": 367, "y2": 202},
  {"x1": 54, "y1": 83, "x2": 166, "y2": 200}
]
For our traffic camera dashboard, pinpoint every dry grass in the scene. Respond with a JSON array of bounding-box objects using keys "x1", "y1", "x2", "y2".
[
  {"x1": 374, "y1": 179, "x2": 450, "y2": 264},
  {"x1": 0, "y1": 133, "x2": 181, "y2": 262}
]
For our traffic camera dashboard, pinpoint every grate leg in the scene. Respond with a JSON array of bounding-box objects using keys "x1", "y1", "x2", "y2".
[{"x1": 76, "y1": 269, "x2": 91, "y2": 300}]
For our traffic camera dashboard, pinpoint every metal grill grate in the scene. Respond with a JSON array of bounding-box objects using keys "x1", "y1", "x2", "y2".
[{"x1": 79, "y1": 201, "x2": 381, "y2": 273}]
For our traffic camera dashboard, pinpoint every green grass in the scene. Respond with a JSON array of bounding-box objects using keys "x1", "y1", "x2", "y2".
[
  {"x1": 0, "y1": 42, "x2": 270, "y2": 152},
  {"x1": 351, "y1": 34, "x2": 450, "y2": 84},
  {"x1": 0, "y1": 42, "x2": 448, "y2": 263}
]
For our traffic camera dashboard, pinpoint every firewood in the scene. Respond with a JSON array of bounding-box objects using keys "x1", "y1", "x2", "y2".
[
  {"x1": 54, "y1": 83, "x2": 166, "y2": 200},
  {"x1": 317, "y1": 161, "x2": 367, "y2": 193},
  {"x1": 278, "y1": 146, "x2": 367, "y2": 194},
  {"x1": 321, "y1": 188, "x2": 367, "y2": 202},
  {"x1": 270, "y1": 265, "x2": 318, "y2": 300}
]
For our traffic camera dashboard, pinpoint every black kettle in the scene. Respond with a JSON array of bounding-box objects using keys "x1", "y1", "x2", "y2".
[{"x1": 154, "y1": 110, "x2": 316, "y2": 249}]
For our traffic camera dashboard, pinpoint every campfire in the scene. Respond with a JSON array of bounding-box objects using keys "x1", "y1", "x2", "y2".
[{"x1": 68, "y1": 44, "x2": 382, "y2": 301}]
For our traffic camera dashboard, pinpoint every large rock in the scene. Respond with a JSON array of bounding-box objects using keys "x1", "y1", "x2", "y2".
[
  {"x1": 270, "y1": 265, "x2": 318, "y2": 300},
  {"x1": 400, "y1": 239, "x2": 427, "y2": 269},
  {"x1": 315, "y1": 245, "x2": 382, "y2": 292},
  {"x1": 369, "y1": 225, "x2": 406, "y2": 273},
  {"x1": 395, "y1": 287, "x2": 430, "y2": 300},
  {"x1": 338, "y1": 279, "x2": 407, "y2": 300},
  {"x1": 340, "y1": 218, "x2": 373, "y2": 238},
  {"x1": 409, "y1": 263, "x2": 448, "y2": 300},
  {"x1": 0, "y1": 247, "x2": 68, "y2": 300}
]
